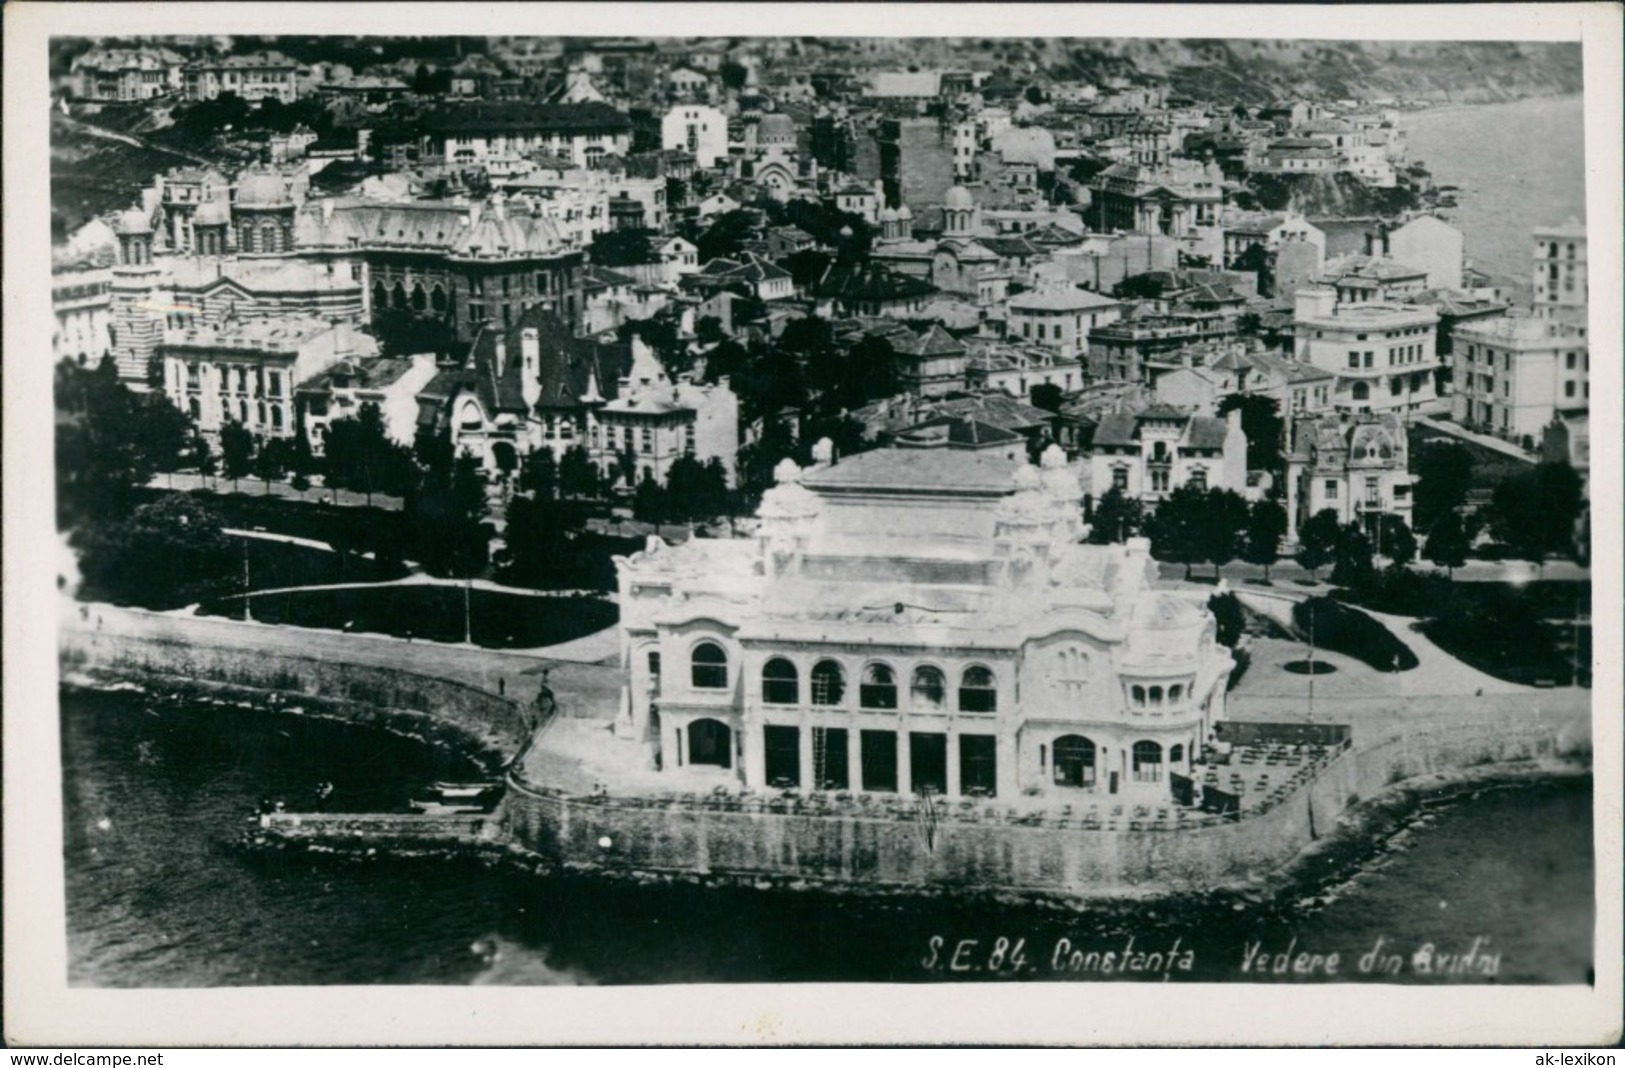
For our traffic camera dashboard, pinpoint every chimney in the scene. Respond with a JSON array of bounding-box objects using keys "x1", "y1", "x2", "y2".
[
  {"x1": 321, "y1": 197, "x2": 335, "y2": 224},
  {"x1": 494, "y1": 334, "x2": 508, "y2": 378}
]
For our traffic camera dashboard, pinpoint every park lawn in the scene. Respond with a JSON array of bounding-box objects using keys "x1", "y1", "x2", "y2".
[
  {"x1": 240, "y1": 535, "x2": 406, "y2": 592},
  {"x1": 200, "y1": 585, "x2": 618, "y2": 650}
]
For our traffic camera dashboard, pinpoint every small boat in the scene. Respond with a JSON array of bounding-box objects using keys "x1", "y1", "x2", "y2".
[{"x1": 409, "y1": 781, "x2": 504, "y2": 814}]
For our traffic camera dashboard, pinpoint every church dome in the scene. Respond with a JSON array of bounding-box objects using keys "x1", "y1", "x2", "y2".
[
  {"x1": 944, "y1": 185, "x2": 974, "y2": 211},
  {"x1": 194, "y1": 199, "x2": 231, "y2": 226},
  {"x1": 235, "y1": 170, "x2": 292, "y2": 209},
  {"x1": 897, "y1": 203, "x2": 913, "y2": 221},
  {"x1": 115, "y1": 208, "x2": 152, "y2": 234},
  {"x1": 879, "y1": 206, "x2": 899, "y2": 223}
]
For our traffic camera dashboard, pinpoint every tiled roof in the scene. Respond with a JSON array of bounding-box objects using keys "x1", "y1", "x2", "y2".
[
  {"x1": 802, "y1": 447, "x2": 1019, "y2": 493},
  {"x1": 420, "y1": 101, "x2": 632, "y2": 136},
  {"x1": 1010, "y1": 287, "x2": 1119, "y2": 313}
]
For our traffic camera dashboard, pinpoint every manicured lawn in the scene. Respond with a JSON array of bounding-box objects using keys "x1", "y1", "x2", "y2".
[
  {"x1": 240, "y1": 535, "x2": 406, "y2": 592},
  {"x1": 1292, "y1": 598, "x2": 1419, "y2": 673},
  {"x1": 200, "y1": 585, "x2": 618, "y2": 650},
  {"x1": 135, "y1": 488, "x2": 412, "y2": 555}
]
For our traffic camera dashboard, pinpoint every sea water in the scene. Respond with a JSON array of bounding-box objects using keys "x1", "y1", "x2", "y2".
[{"x1": 60, "y1": 690, "x2": 1592, "y2": 986}]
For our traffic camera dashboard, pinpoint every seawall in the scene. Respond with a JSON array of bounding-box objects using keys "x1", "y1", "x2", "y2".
[
  {"x1": 498, "y1": 707, "x2": 1591, "y2": 900},
  {"x1": 60, "y1": 623, "x2": 531, "y2": 774}
]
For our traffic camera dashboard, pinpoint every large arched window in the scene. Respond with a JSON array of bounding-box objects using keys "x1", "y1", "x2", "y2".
[
  {"x1": 391, "y1": 282, "x2": 407, "y2": 309},
  {"x1": 430, "y1": 285, "x2": 448, "y2": 313},
  {"x1": 860, "y1": 663, "x2": 897, "y2": 710},
  {"x1": 410, "y1": 283, "x2": 427, "y2": 311},
  {"x1": 811, "y1": 660, "x2": 845, "y2": 706},
  {"x1": 762, "y1": 658, "x2": 799, "y2": 705},
  {"x1": 687, "y1": 718, "x2": 732, "y2": 768},
  {"x1": 1132, "y1": 740, "x2": 1164, "y2": 783},
  {"x1": 1351, "y1": 382, "x2": 1370, "y2": 402},
  {"x1": 690, "y1": 641, "x2": 728, "y2": 690},
  {"x1": 259, "y1": 221, "x2": 279, "y2": 253},
  {"x1": 1053, "y1": 734, "x2": 1096, "y2": 788},
  {"x1": 910, "y1": 666, "x2": 946, "y2": 711},
  {"x1": 958, "y1": 666, "x2": 997, "y2": 713}
]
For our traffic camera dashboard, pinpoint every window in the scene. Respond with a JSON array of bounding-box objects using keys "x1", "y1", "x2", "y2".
[
  {"x1": 1325, "y1": 480, "x2": 1339, "y2": 500},
  {"x1": 860, "y1": 664, "x2": 898, "y2": 710},
  {"x1": 1565, "y1": 381, "x2": 1576, "y2": 398},
  {"x1": 1188, "y1": 468, "x2": 1207, "y2": 491},
  {"x1": 762, "y1": 658, "x2": 799, "y2": 704},
  {"x1": 811, "y1": 660, "x2": 845, "y2": 706},
  {"x1": 1151, "y1": 469, "x2": 1170, "y2": 493},
  {"x1": 690, "y1": 641, "x2": 728, "y2": 689},
  {"x1": 1351, "y1": 382, "x2": 1369, "y2": 402},
  {"x1": 959, "y1": 667, "x2": 997, "y2": 713},
  {"x1": 860, "y1": 730, "x2": 898, "y2": 792},
  {"x1": 1053, "y1": 734, "x2": 1096, "y2": 788},
  {"x1": 910, "y1": 666, "x2": 946, "y2": 711},
  {"x1": 1566, "y1": 352, "x2": 1577, "y2": 370},
  {"x1": 1131, "y1": 740, "x2": 1164, "y2": 783}
]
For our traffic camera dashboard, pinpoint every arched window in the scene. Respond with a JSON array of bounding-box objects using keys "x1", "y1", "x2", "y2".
[
  {"x1": 1149, "y1": 685, "x2": 1164, "y2": 706},
  {"x1": 1169, "y1": 684, "x2": 1183, "y2": 703},
  {"x1": 1130, "y1": 685, "x2": 1146, "y2": 707},
  {"x1": 391, "y1": 282, "x2": 407, "y2": 309},
  {"x1": 910, "y1": 666, "x2": 946, "y2": 711},
  {"x1": 410, "y1": 283, "x2": 427, "y2": 311},
  {"x1": 430, "y1": 285, "x2": 448, "y2": 313},
  {"x1": 1053, "y1": 734, "x2": 1096, "y2": 788},
  {"x1": 690, "y1": 641, "x2": 727, "y2": 690},
  {"x1": 811, "y1": 660, "x2": 845, "y2": 706},
  {"x1": 762, "y1": 658, "x2": 799, "y2": 705},
  {"x1": 260, "y1": 221, "x2": 278, "y2": 253},
  {"x1": 240, "y1": 224, "x2": 255, "y2": 253},
  {"x1": 1352, "y1": 382, "x2": 1370, "y2": 402},
  {"x1": 687, "y1": 718, "x2": 732, "y2": 768},
  {"x1": 373, "y1": 282, "x2": 389, "y2": 310},
  {"x1": 959, "y1": 666, "x2": 997, "y2": 713},
  {"x1": 1170, "y1": 744, "x2": 1184, "y2": 765},
  {"x1": 860, "y1": 663, "x2": 897, "y2": 710},
  {"x1": 1132, "y1": 741, "x2": 1164, "y2": 782}
]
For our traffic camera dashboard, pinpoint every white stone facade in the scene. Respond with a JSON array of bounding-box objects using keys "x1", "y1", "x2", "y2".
[{"x1": 615, "y1": 445, "x2": 1233, "y2": 802}]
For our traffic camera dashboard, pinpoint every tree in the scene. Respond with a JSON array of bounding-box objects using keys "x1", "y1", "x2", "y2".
[
  {"x1": 1423, "y1": 509, "x2": 1470, "y2": 578},
  {"x1": 700, "y1": 457, "x2": 731, "y2": 520},
  {"x1": 1330, "y1": 521, "x2": 1375, "y2": 588},
  {"x1": 590, "y1": 227, "x2": 659, "y2": 269},
  {"x1": 1208, "y1": 592, "x2": 1245, "y2": 649},
  {"x1": 1086, "y1": 486, "x2": 1144, "y2": 544},
  {"x1": 519, "y1": 447, "x2": 559, "y2": 502},
  {"x1": 1023, "y1": 84, "x2": 1047, "y2": 107},
  {"x1": 1295, "y1": 508, "x2": 1341, "y2": 581},
  {"x1": 559, "y1": 444, "x2": 600, "y2": 500},
  {"x1": 663, "y1": 453, "x2": 708, "y2": 523},
  {"x1": 694, "y1": 315, "x2": 728, "y2": 346},
  {"x1": 1146, "y1": 484, "x2": 1207, "y2": 580},
  {"x1": 76, "y1": 494, "x2": 241, "y2": 610},
  {"x1": 632, "y1": 471, "x2": 666, "y2": 525},
  {"x1": 373, "y1": 307, "x2": 458, "y2": 360},
  {"x1": 1377, "y1": 514, "x2": 1417, "y2": 569},
  {"x1": 1413, "y1": 442, "x2": 1474, "y2": 526},
  {"x1": 54, "y1": 359, "x2": 194, "y2": 525},
  {"x1": 220, "y1": 420, "x2": 256, "y2": 491},
  {"x1": 1030, "y1": 382, "x2": 1064, "y2": 413},
  {"x1": 255, "y1": 437, "x2": 294, "y2": 493},
  {"x1": 1488, "y1": 461, "x2": 1584, "y2": 566},
  {"x1": 407, "y1": 449, "x2": 489, "y2": 578},
  {"x1": 719, "y1": 60, "x2": 748, "y2": 92},
  {"x1": 1112, "y1": 273, "x2": 1169, "y2": 301},
  {"x1": 1199, "y1": 488, "x2": 1250, "y2": 581},
  {"x1": 1216, "y1": 393, "x2": 1284, "y2": 474},
  {"x1": 1242, "y1": 499, "x2": 1287, "y2": 582}
]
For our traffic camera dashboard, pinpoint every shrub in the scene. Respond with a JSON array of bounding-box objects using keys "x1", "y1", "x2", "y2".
[{"x1": 1293, "y1": 598, "x2": 1419, "y2": 672}]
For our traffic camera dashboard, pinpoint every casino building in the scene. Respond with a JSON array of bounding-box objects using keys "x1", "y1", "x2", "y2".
[{"x1": 615, "y1": 442, "x2": 1233, "y2": 802}]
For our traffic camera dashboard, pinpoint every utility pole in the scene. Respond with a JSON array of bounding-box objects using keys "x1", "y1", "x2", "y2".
[
  {"x1": 242, "y1": 538, "x2": 252, "y2": 622},
  {"x1": 463, "y1": 575, "x2": 473, "y2": 646},
  {"x1": 1306, "y1": 605, "x2": 1316, "y2": 724}
]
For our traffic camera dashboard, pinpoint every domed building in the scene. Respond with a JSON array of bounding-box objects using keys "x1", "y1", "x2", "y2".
[
  {"x1": 615, "y1": 442, "x2": 1233, "y2": 800},
  {"x1": 232, "y1": 169, "x2": 299, "y2": 254}
]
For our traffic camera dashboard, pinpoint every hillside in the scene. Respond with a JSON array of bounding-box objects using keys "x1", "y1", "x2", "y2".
[{"x1": 1041, "y1": 39, "x2": 1584, "y2": 105}]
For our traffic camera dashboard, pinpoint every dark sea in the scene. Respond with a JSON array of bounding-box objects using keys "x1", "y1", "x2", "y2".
[
  {"x1": 1399, "y1": 95, "x2": 1587, "y2": 305},
  {"x1": 61, "y1": 689, "x2": 1593, "y2": 986}
]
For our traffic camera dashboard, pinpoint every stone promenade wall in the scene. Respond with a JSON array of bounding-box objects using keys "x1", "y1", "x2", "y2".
[
  {"x1": 60, "y1": 626, "x2": 531, "y2": 771},
  {"x1": 501, "y1": 706, "x2": 1592, "y2": 899}
]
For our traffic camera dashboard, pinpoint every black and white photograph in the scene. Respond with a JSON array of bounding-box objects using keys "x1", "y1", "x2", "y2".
[{"x1": 6, "y1": 1, "x2": 1621, "y2": 1049}]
